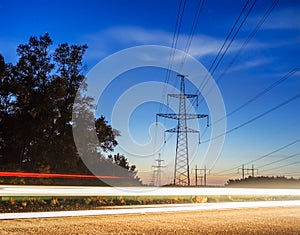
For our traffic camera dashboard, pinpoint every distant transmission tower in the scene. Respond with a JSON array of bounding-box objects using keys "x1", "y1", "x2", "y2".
[
  {"x1": 151, "y1": 154, "x2": 166, "y2": 186},
  {"x1": 238, "y1": 164, "x2": 258, "y2": 179},
  {"x1": 157, "y1": 74, "x2": 208, "y2": 186}
]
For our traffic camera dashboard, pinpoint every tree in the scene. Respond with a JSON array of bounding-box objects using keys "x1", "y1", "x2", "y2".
[
  {"x1": 95, "y1": 116, "x2": 119, "y2": 152},
  {"x1": 107, "y1": 153, "x2": 141, "y2": 184},
  {"x1": 0, "y1": 34, "x2": 119, "y2": 176},
  {"x1": 12, "y1": 33, "x2": 55, "y2": 169},
  {"x1": 226, "y1": 176, "x2": 300, "y2": 189}
]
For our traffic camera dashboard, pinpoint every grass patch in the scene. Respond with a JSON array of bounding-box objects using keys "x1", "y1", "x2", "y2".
[{"x1": 1, "y1": 195, "x2": 300, "y2": 213}]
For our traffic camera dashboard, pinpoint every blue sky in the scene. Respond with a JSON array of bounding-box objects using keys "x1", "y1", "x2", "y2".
[{"x1": 1, "y1": 0, "x2": 300, "y2": 185}]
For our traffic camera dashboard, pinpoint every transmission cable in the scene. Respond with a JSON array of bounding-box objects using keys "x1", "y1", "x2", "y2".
[
  {"x1": 201, "y1": 92, "x2": 300, "y2": 144},
  {"x1": 197, "y1": 0, "x2": 257, "y2": 99},
  {"x1": 257, "y1": 152, "x2": 300, "y2": 169},
  {"x1": 158, "y1": 0, "x2": 187, "y2": 114},
  {"x1": 178, "y1": 0, "x2": 205, "y2": 73},
  {"x1": 211, "y1": 138, "x2": 300, "y2": 175},
  {"x1": 194, "y1": 0, "x2": 279, "y2": 115},
  {"x1": 213, "y1": 66, "x2": 300, "y2": 125},
  {"x1": 263, "y1": 159, "x2": 300, "y2": 172},
  {"x1": 213, "y1": 0, "x2": 280, "y2": 86}
]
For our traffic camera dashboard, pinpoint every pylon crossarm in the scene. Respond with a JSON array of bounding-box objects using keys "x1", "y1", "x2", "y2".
[
  {"x1": 165, "y1": 127, "x2": 178, "y2": 133},
  {"x1": 157, "y1": 113, "x2": 208, "y2": 120},
  {"x1": 185, "y1": 127, "x2": 199, "y2": 133},
  {"x1": 157, "y1": 113, "x2": 178, "y2": 120},
  {"x1": 168, "y1": 94, "x2": 198, "y2": 99},
  {"x1": 186, "y1": 114, "x2": 208, "y2": 120},
  {"x1": 165, "y1": 127, "x2": 199, "y2": 133}
]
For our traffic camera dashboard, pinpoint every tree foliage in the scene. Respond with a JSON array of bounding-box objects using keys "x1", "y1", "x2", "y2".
[
  {"x1": 226, "y1": 176, "x2": 300, "y2": 189},
  {"x1": 108, "y1": 153, "x2": 136, "y2": 173},
  {"x1": 0, "y1": 34, "x2": 120, "y2": 175},
  {"x1": 107, "y1": 153, "x2": 141, "y2": 184}
]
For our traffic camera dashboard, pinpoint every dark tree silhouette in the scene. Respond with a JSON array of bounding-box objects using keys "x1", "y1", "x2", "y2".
[
  {"x1": 226, "y1": 176, "x2": 300, "y2": 189},
  {"x1": 107, "y1": 153, "x2": 141, "y2": 184},
  {"x1": 0, "y1": 34, "x2": 119, "y2": 177},
  {"x1": 95, "y1": 116, "x2": 119, "y2": 152}
]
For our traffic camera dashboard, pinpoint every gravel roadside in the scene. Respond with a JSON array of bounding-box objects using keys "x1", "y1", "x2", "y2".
[{"x1": 1, "y1": 206, "x2": 300, "y2": 234}]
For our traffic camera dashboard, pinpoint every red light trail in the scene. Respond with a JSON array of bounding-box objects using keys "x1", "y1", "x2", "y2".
[{"x1": 0, "y1": 171, "x2": 125, "y2": 179}]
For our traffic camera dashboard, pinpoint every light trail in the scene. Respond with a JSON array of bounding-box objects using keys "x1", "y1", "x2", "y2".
[
  {"x1": 1, "y1": 200, "x2": 300, "y2": 220},
  {"x1": 0, "y1": 171, "x2": 125, "y2": 179},
  {"x1": 1, "y1": 185, "x2": 300, "y2": 197}
]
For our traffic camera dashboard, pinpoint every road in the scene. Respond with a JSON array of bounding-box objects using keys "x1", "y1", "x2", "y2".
[
  {"x1": 1, "y1": 206, "x2": 300, "y2": 234},
  {"x1": 1, "y1": 185, "x2": 300, "y2": 196}
]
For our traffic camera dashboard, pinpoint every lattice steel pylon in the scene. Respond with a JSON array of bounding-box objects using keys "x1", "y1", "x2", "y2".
[
  {"x1": 157, "y1": 74, "x2": 208, "y2": 186},
  {"x1": 151, "y1": 153, "x2": 166, "y2": 186}
]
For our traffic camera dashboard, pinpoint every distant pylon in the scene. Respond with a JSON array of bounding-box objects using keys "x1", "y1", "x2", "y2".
[
  {"x1": 151, "y1": 154, "x2": 166, "y2": 186},
  {"x1": 157, "y1": 74, "x2": 208, "y2": 186},
  {"x1": 238, "y1": 164, "x2": 258, "y2": 179},
  {"x1": 193, "y1": 165, "x2": 209, "y2": 186}
]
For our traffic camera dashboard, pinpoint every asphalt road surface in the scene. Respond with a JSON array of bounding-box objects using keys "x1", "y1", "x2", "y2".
[{"x1": 1, "y1": 206, "x2": 300, "y2": 234}]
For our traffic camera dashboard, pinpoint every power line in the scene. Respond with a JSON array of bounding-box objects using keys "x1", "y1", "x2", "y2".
[
  {"x1": 199, "y1": 65, "x2": 299, "y2": 143},
  {"x1": 263, "y1": 159, "x2": 300, "y2": 172},
  {"x1": 212, "y1": 172, "x2": 239, "y2": 177},
  {"x1": 210, "y1": 0, "x2": 257, "y2": 77},
  {"x1": 201, "y1": 92, "x2": 300, "y2": 144},
  {"x1": 191, "y1": 0, "x2": 279, "y2": 120},
  {"x1": 202, "y1": 92, "x2": 300, "y2": 172},
  {"x1": 206, "y1": 0, "x2": 250, "y2": 76},
  {"x1": 178, "y1": 0, "x2": 205, "y2": 73},
  {"x1": 200, "y1": 67, "x2": 299, "y2": 159},
  {"x1": 242, "y1": 138, "x2": 300, "y2": 166},
  {"x1": 213, "y1": 66, "x2": 300, "y2": 125},
  {"x1": 159, "y1": 0, "x2": 187, "y2": 114},
  {"x1": 212, "y1": 138, "x2": 300, "y2": 175},
  {"x1": 263, "y1": 172, "x2": 300, "y2": 176},
  {"x1": 154, "y1": 0, "x2": 186, "y2": 157},
  {"x1": 191, "y1": 0, "x2": 281, "y2": 142},
  {"x1": 171, "y1": 0, "x2": 206, "y2": 102},
  {"x1": 197, "y1": 0, "x2": 257, "y2": 98},
  {"x1": 213, "y1": 0, "x2": 280, "y2": 86},
  {"x1": 185, "y1": 0, "x2": 257, "y2": 142},
  {"x1": 257, "y1": 152, "x2": 300, "y2": 169}
]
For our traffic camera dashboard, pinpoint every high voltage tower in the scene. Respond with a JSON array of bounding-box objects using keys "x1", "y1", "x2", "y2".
[
  {"x1": 151, "y1": 154, "x2": 166, "y2": 186},
  {"x1": 238, "y1": 164, "x2": 258, "y2": 180},
  {"x1": 193, "y1": 165, "x2": 210, "y2": 186},
  {"x1": 157, "y1": 74, "x2": 209, "y2": 186}
]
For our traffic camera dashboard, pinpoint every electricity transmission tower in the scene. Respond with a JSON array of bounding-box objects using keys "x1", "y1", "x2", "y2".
[
  {"x1": 157, "y1": 74, "x2": 208, "y2": 186},
  {"x1": 238, "y1": 164, "x2": 258, "y2": 179},
  {"x1": 193, "y1": 165, "x2": 210, "y2": 186},
  {"x1": 151, "y1": 154, "x2": 166, "y2": 186}
]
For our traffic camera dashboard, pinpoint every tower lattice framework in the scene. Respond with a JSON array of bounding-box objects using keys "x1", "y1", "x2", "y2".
[{"x1": 157, "y1": 74, "x2": 208, "y2": 186}]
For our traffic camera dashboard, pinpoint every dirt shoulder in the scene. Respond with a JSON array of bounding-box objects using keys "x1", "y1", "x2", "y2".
[{"x1": 1, "y1": 206, "x2": 300, "y2": 234}]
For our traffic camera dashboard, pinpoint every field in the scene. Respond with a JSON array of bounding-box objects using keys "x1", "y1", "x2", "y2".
[
  {"x1": 2, "y1": 195, "x2": 300, "y2": 213},
  {"x1": 1, "y1": 206, "x2": 300, "y2": 234}
]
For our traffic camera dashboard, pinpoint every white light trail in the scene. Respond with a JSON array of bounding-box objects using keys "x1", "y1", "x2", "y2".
[
  {"x1": 1, "y1": 200, "x2": 300, "y2": 220},
  {"x1": 1, "y1": 185, "x2": 300, "y2": 197}
]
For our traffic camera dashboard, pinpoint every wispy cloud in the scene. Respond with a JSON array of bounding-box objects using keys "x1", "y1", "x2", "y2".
[
  {"x1": 105, "y1": 26, "x2": 172, "y2": 45},
  {"x1": 82, "y1": 26, "x2": 268, "y2": 63},
  {"x1": 254, "y1": 7, "x2": 300, "y2": 30},
  {"x1": 228, "y1": 56, "x2": 275, "y2": 72}
]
